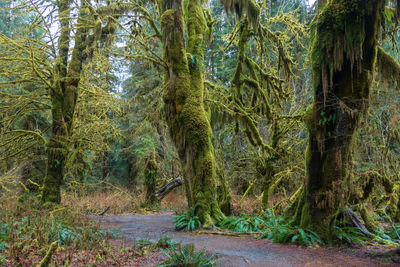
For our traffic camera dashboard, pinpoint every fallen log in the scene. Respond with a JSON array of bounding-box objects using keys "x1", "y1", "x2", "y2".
[
  {"x1": 155, "y1": 177, "x2": 183, "y2": 200},
  {"x1": 195, "y1": 231, "x2": 260, "y2": 236}
]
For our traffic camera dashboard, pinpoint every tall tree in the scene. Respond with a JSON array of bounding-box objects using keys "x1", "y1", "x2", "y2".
[
  {"x1": 217, "y1": 0, "x2": 306, "y2": 209},
  {"x1": 41, "y1": 0, "x2": 91, "y2": 204},
  {"x1": 160, "y1": 0, "x2": 224, "y2": 226},
  {"x1": 292, "y1": 0, "x2": 395, "y2": 240}
]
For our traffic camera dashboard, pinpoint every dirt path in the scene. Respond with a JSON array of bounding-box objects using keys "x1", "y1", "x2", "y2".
[{"x1": 100, "y1": 212, "x2": 398, "y2": 267}]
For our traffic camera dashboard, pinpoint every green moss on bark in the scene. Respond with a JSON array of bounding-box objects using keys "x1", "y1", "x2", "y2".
[
  {"x1": 161, "y1": 0, "x2": 224, "y2": 227},
  {"x1": 292, "y1": 0, "x2": 385, "y2": 240},
  {"x1": 144, "y1": 151, "x2": 159, "y2": 207}
]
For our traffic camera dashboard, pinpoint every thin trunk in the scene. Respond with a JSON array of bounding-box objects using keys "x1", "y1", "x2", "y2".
[
  {"x1": 261, "y1": 163, "x2": 275, "y2": 209},
  {"x1": 261, "y1": 121, "x2": 279, "y2": 209}
]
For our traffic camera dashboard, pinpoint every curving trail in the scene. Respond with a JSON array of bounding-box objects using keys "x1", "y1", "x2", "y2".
[{"x1": 100, "y1": 212, "x2": 398, "y2": 267}]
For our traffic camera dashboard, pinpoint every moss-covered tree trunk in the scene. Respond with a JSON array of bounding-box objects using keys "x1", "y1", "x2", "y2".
[
  {"x1": 42, "y1": 0, "x2": 89, "y2": 204},
  {"x1": 294, "y1": 0, "x2": 385, "y2": 240},
  {"x1": 261, "y1": 161, "x2": 275, "y2": 209},
  {"x1": 216, "y1": 167, "x2": 232, "y2": 215},
  {"x1": 160, "y1": 0, "x2": 224, "y2": 227},
  {"x1": 144, "y1": 151, "x2": 159, "y2": 206}
]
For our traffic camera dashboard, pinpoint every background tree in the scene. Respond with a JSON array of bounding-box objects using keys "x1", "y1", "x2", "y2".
[{"x1": 0, "y1": 0, "x2": 123, "y2": 204}]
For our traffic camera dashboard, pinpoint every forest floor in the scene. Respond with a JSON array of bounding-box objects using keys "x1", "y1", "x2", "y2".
[{"x1": 99, "y1": 212, "x2": 400, "y2": 267}]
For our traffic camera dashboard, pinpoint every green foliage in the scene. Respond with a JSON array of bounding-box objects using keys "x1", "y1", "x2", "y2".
[
  {"x1": 133, "y1": 236, "x2": 179, "y2": 258},
  {"x1": 262, "y1": 225, "x2": 322, "y2": 247},
  {"x1": 159, "y1": 244, "x2": 219, "y2": 267},
  {"x1": 174, "y1": 205, "x2": 202, "y2": 232},
  {"x1": 155, "y1": 236, "x2": 179, "y2": 249},
  {"x1": 0, "y1": 193, "x2": 119, "y2": 264},
  {"x1": 135, "y1": 239, "x2": 153, "y2": 248},
  {"x1": 218, "y1": 215, "x2": 266, "y2": 232},
  {"x1": 331, "y1": 220, "x2": 400, "y2": 246},
  {"x1": 218, "y1": 210, "x2": 322, "y2": 247},
  {"x1": 331, "y1": 225, "x2": 368, "y2": 244},
  {"x1": 261, "y1": 210, "x2": 322, "y2": 246},
  {"x1": 0, "y1": 214, "x2": 116, "y2": 249},
  {"x1": 0, "y1": 254, "x2": 5, "y2": 265}
]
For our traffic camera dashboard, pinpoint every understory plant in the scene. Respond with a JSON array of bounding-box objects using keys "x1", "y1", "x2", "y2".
[
  {"x1": 174, "y1": 204, "x2": 202, "y2": 232},
  {"x1": 134, "y1": 236, "x2": 178, "y2": 256},
  {"x1": 218, "y1": 215, "x2": 267, "y2": 232},
  {"x1": 159, "y1": 244, "x2": 219, "y2": 267},
  {"x1": 218, "y1": 210, "x2": 322, "y2": 247},
  {"x1": 331, "y1": 219, "x2": 400, "y2": 246},
  {"x1": 0, "y1": 192, "x2": 119, "y2": 265}
]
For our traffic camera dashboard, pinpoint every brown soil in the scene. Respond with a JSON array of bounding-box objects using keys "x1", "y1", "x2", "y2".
[{"x1": 100, "y1": 212, "x2": 400, "y2": 267}]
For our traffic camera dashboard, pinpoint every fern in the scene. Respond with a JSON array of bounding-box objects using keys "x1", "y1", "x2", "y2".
[
  {"x1": 218, "y1": 210, "x2": 322, "y2": 247},
  {"x1": 174, "y1": 204, "x2": 202, "y2": 232},
  {"x1": 332, "y1": 226, "x2": 368, "y2": 244},
  {"x1": 159, "y1": 244, "x2": 219, "y2": 267},
  {"x1": 218, "y1": 215, "x2": 269, "y2": 233}
]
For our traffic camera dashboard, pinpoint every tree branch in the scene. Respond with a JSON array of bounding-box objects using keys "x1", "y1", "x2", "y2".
[{"x1": 377, "y1": 46, "x2": 400, "y2": 87}]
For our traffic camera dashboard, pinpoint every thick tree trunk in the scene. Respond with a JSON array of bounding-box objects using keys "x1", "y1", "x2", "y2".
[
  {"x1": 293, "y1": 0, "x2": 385, "y2": 240},
  {"x1": 160, "y1": 0, "x2": 224, "y2": 227},
  {"x1": 41, "y1": 0, "x2": 71, "y2": 203}
]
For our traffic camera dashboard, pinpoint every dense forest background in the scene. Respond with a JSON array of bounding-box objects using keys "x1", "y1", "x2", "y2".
[{"x1": 1, "y1": 0, "x2": 400, "y2": 265}]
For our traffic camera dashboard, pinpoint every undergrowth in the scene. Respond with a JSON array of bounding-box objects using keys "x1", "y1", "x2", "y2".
[
  {"x1": 218, "y1": 210, "x2": 322, "y2": 247},
  {"x1": 159, "y1": 244, "x2": 219, "y2": 267},
  {"x1": 0, "y1": 192, "x2": 120, "y2": 266},
  {"x1": 133, "y1": 237, "x2": 221, "y2": 266},
  {"x1": 331, "y1": 220, "x2": 400, "y2": 246},
  {"x1": 174, "y1": 204, "x2": 202, "y2": 232},
  {"x1": 218, "y1": 209, "x2": 400, "y2": 247}
]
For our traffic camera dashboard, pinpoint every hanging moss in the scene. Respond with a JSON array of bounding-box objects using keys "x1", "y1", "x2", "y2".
[
  {"x1": 220, "y1": 0, "x2": 260, "y2": 27},
  {"x1": 161, "y1": 0, "x2": 224, "y2": 227},
  {"x1": 291, "y1": 0, "x2": 386, "y2": 241},
  {"x1": 377, "y1": 46, "x2": 400, "y2": 87}
]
